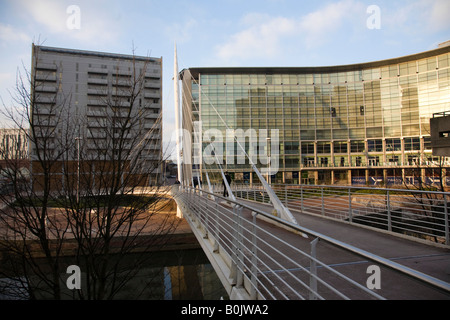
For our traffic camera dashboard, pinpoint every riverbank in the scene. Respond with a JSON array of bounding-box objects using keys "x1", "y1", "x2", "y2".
[{"x1": 0, "y1": 198, "x2": 199, "y2": 259}]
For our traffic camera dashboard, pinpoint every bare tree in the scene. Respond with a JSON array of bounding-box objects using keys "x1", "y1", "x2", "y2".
[{"x1": 0, "y1": 46, "x2": 179, "y2": 299}]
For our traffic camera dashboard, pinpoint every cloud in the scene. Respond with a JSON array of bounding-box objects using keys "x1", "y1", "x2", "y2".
[
  {"x1": 215, "y1": 13, "x2": 297, "y2": 62},
  {"x1": 12, "y1": 0, "x2": 120, "y2": 45},
  {"x1": 0, "y1": 24, "x2": 31, "y2": 43},
  {"x1": 424, "y1": 0, "x2": 450, "y2": 32},
  {"x1": 165, "y1": 18, "x2": 198, "y2": 44},
  {"x1": 381, "y1": 0, "x2": 450, "y2": 35},
  {"x1": 299, "y1": 0, "x2": 364, "y2": 47},
  {"x1": 215, "y1": 0, "x2": 364, "y2": 64},
  {"x1": 21, "y1": 0, "x2": 67, "y2": 33}
]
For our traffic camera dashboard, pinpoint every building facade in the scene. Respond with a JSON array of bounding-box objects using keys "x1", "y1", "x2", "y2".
[
  {"x1": 180, "y1": 45, "x2": 450, "y2": 187},
  {"x1": 31, "y1": 45, "x2": 163, "y2": 188},
  {"x1": 0, "y1": 129, "x2": 28, "y2": 160}
]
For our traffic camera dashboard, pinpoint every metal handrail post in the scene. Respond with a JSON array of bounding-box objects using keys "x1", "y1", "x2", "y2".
[
  {"x1": 309, "y1": 237, "x2": 319, "y2": 300},
  {"x1": 236, "y1": 205, "x2": 244, "y2": 288},
  {"x1": 230, "y1": 203, "x2": 238, "y2": 285},
  {"x1": 285, "y1": 185, "x2": 288, "y2": 207},
  {"x1": 321, "y1": 187, "x2": 325, "y2": 216},
  {"x1": 204, "y1": 195, "x2": 209, "y2": 239},
  {"x1": 250, "y1": 211, "x2": 258, "y2": 299},
  {"x1": 387, "y1": 190, "x2": 392, "y2": 232},
  {"x1": 348, "y1": 187, "x2": 353, "y2": 223},
  {"x1": 301, "y1": 186, "x2": 304, "y2": 212},
  {"x1": 444, "y1": 194, "x2": 449, "y2": 245},
  {"x1": 213, "y1": 197, "x2": 219, "y2": 252}
]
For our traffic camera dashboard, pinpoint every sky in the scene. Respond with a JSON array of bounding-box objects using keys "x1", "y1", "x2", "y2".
[{"x1": 0, "y1": 0, "x2": 449, "y2": 157}]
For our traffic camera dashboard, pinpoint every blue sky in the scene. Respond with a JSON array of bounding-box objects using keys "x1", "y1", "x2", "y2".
[{"x1": 0, "y1": 0, "x2": 449, "y2": 153}]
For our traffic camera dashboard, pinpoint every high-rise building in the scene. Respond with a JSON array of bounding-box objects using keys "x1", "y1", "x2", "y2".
[
  {"x1": 180, "y1": 44, "x2": 450, "y2": 187},
  {"x1": 31, "y1": 45, "x2": 163, "y2": 189}
]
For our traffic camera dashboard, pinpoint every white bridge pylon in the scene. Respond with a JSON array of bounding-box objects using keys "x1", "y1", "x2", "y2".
[{"x1": 173, "y1": 45, "x2": 299, "y2": 226}]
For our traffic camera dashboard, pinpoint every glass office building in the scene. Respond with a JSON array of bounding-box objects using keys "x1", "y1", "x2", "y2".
[{"x1": 180, "y1": 45, "x2": 450, "y2": 186}]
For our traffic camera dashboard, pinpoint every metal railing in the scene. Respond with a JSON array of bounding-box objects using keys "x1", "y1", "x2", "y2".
[
  {"x1": 229, "y1": 183, "x2": 450, "y2": 246},
  {"x1": 173, "y1": 185, "x2": 450, "y2": 300}
]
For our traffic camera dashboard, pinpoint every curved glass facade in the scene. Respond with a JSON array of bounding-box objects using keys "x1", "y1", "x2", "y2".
[{"x1": 181, "y1": 46, "x2": 450, "y2": 186}]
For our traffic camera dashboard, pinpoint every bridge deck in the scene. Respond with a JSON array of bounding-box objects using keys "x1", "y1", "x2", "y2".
[
  {"x1": 178, "y1": 190, "x2": 450, "y2": 300},
  {"x1": 237, "y1": 198, "x2": 450, "y2": 284}
]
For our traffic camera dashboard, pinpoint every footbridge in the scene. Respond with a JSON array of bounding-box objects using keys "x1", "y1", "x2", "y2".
[
  {"x1": 170, "y1": 47, "x2": 449, "y2": 300},
  {"x1": 171, "y1": 183, "x2": 450, "y2": 300}
]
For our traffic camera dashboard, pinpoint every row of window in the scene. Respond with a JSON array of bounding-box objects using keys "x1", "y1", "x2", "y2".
[
  {"x1": 298, "y1": 137, "x2": 425, "y2": 154},
  {"x1": 199, "y1": 53, "x2": 450, "y2": 85}
]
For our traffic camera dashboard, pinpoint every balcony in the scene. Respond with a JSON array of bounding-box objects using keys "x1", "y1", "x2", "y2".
[
  {"x1": 87, "y1": 78, "x2": 108, "y2": 85},
  {"x1": 144, "y1": 69, "x2": 161, "y2": 80},
  {"x1": 87, "y1": 67, "x2": 108, "y2": 75},
  {"x1": 87, "y1": 89, "x2": 108, "y2": 96},
  {"x1": 34, "y1": 96, "x2": 56, "y2": 104},
  {"x1": 34, "y1": 74, "x2": 56, "y2": 82},
  {"x1": 144, "y1": 90, "x2": 161, "y2": 99},
  {"x1": 144, "y1": 80, "x2": 161, "y2": 89},
  {"x1": 35, "y1": 85, "x2": 57, "y2": 93},
  {"x1": 36, "y1": 63, "x2": 57, "y2": 71},
  {"x1": 87, "y1": 99, "x2": 106, "y2": 106}
]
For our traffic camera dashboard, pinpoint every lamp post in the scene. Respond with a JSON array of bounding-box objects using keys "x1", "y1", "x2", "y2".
[
  {"x1": 75, "y1": 137, "x2": 82, "y2": 204},
  {"x1": 267, "y1": 137, "x2": 271, "y2": 185}
]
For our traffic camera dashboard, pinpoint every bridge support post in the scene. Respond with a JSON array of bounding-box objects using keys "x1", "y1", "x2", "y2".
[
  {"x1": 348, "y1": 187, "x2": 353, "y2": 223},
  {"x1": 284, "y1": 185, "x2": 288, "y2": 207},
  {"x1": 444, "y1": 194, "x2": 449, "y2": 245},
  {"x1": 213, "y1": 197, "x2": 220, "y2": 252},
  {"x1": 250, "y1": 211, "x2": 258, "y2": 300},
  {"x1": 230, "y1": 205, "x2": 238, "y2": 286},
  {"x1": 321, "y1": 187, "x2": 325, "y2": 216},
  {"x1": 386, "y1": 190, "x2": 392, "y2": 232},
  {"x1": 301, "y1": 186, "x2": 304, "y2": 212},
  {"x1": 309, "y1": 237, "x2": 319, "y2": 300},
  {"x1": 236, "y1": 205, "x2": 244, "y2": 288}
]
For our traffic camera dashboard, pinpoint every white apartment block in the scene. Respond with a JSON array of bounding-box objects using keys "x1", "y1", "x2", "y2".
[{"x1": 31, "y1": 45, "x2": 163, "y2": 185}]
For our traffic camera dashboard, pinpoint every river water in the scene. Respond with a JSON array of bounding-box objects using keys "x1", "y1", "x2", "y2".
[{"x1": 0, "y1": 248, "x2": 228, "y2": 300}]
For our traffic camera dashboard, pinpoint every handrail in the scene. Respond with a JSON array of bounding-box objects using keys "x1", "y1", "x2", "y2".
[
  {"x1": 174, "y1": 185, "x2": 450, "y2": 298},
  {"x1": 235, "y1": 182, "x2": 450, "y2": 196},
  {"x1": 231, "y1": 182, "x2": 450, "y2": 246}
]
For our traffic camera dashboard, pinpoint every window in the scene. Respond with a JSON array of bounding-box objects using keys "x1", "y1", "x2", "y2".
[
  {"x1": 331, "y1": 107, "x2": 336, "y2": 117},
  {"x1": 367, "y1": 139, "x2": 383, "y2": 152},
  {"x1": 386, "y1": 138, "x2": 401, "y2": 151},
  {"x1": 301, "y1": 142, "x2": 315, "y2": 154},
  {"x1": 285, "y1": 141, "x2": 299, "y2": 154},
  {"x1": 368, "y1": 156, "x2": 380, "y2": 166},
  {"x1": 423, "y1": 136, "x2": 431, "y2": 150},
  {"x1": 404, "y1": 137, "x2": 420, "y2": 151},
  {"x1": 334, "y1": 141, "x2": 348, "y2": 154},
  {"x1": 301, "y1": 142, "x2": 313, "y2": 154},
  {"x1": 316, "y1": 142, "x2": 331, "y2": 154},
  {"x1": 303, "y1": 157, "x2": 315, "y2": 167},
  {"x1": 351, "y1": 141, "x2": 365, "y2": 153},
  {"x1": 320, "y1": 157, "x2": 329, "y2": 167}
]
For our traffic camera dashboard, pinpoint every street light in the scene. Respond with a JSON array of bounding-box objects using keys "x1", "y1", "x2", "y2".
[
  {"x1": 75, "y1": 137, "x2": 82, "y2": 204},
  {"x1": 266, "y1": 137, "x2": 271, "y2": 185}
]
